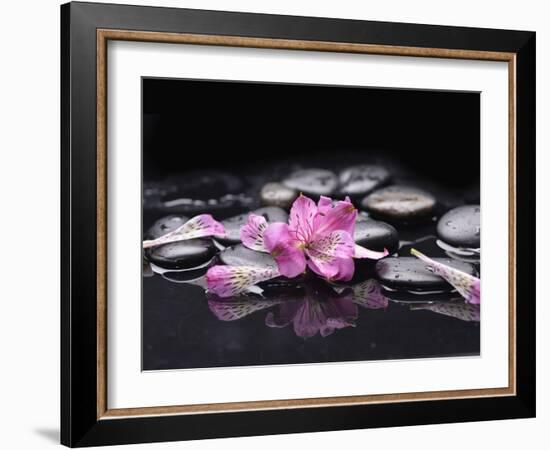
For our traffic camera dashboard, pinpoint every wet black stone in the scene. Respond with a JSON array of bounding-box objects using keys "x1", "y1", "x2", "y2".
[
  {"x1": 161, "y1": 266, "x2": 210, "y2": 283},
  {"x1": 375, "y1": 256, "x2": 476, "y2": 291},
  {"x1": 361, "y1": 185, "x2": 436, "y2": 220},
  {"x1": 217, "y1": 207, "x2": 289, "y2": 245},
  {"x1": 144, "y1": 214, "x2": 189, "y2": 240},
  {"x1": 354, "y1": 219, "x2": 399, "y2": 254},
  {"x1": 260, "y1": 182, "x2": 298, "y2": 208},
  {"x1": 437, "y1": 205, "x2": 480, "y2": 248},
  {"x1": 158, "y1": 171, "x2": 251, "y2": 214},
  {"x1": 339, "y1": 165, "x2": 390, "y2": 197},
  {"x1": 146, "y1": 239, "x2": 217, "y2": 270},
  {"x1": 219, "y1": 244, "x2": 278, "y2": 269},
  {"x1": 282, "y1": 169, "x2": 338, "y2": 196}
]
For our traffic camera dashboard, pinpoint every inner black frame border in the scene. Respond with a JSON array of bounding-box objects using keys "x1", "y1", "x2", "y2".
[{"x1": 61, "y1": 2, "x2": 535, "y2": 447}]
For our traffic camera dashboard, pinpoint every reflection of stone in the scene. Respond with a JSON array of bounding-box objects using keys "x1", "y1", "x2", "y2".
[{"x1": 410, "y1": 300, "x2": 480, "y2": 322}]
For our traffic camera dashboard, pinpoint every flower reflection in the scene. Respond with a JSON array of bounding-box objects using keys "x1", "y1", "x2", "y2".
[
  {"x1": 207, "y1": 278, "x2": 388, "y2": 338},
  {"x1": 410, "y1": 300, "x2": 480, "y2": 322},
  {"x1": 208, "y1": 297, "x2": 282, "y2": 322}
]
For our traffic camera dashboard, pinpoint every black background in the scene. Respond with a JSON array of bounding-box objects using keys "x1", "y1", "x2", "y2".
[{"x1": 143, "y1": 78, "x2": 480, "y2": 187}]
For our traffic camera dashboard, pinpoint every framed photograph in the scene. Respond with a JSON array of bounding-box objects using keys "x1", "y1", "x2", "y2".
[{"x1": 61, "y1": 2, "x2": 536, "y2": 447}]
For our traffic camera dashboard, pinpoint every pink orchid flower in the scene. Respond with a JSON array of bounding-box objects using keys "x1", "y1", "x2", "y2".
[
  {"x1": 142, "y1": 214, "x2": 225, "y2": 249},
  {"x1": 240, "y1": 194, "x2": 388, "y2": 281},
  {"x1": 410, "y1": 248, "x2": 480, "y2": 304}
]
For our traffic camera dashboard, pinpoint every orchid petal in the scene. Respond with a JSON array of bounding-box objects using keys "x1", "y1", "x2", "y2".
[
  {"x1": 410, "y1": 248, "x2": 480, "y2": 304},
  {"x1": 317, "y1": 195, "x2": 333, "y2": 214},
  {"x1": 305, "y1": 230, "x2": 355, "y2": 280},
  {"x1": 143, "y1": 214, "x2": 225, "y2": 248},
  {"x1": 240, "y1": 213, "x2": 268, "y2": 252},
  {"x1": 264, "y1": 222, "x2": 307, "y2": 278},
  {"x1": 314, "y1": 198, "x2": 357, "y2": 236},
  {"x1": 309, "y1": 230, "x2": 355, "y2": 259},
  {"x1": 354, "y1": 245, "x2": 389, "y2": 260},
  {"x1": 288, "y1": 194, "x2": 317, "y2": 243},
  {"x1": 307, "y1": 256, "x2": 355, "y2": 281},
  {"x1": 205, "y1": 265, "x2": 280, "y2": 298},
  {"x1": 351, "y1": 279, "x2": 389, "y2": 309}
]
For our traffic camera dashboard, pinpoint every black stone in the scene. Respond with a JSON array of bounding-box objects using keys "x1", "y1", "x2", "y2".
[
  {"x1": 158, "y1": 171, "x2": 251, "y2": 214},
  {"x1": 260, "y1": 182, "x2": 298, "y2": 208},
  {"x1": 339, "y1": 165, "x2": 390, "y2": 197},
  {"x1": 146, "y1": 239, "x2": 217, "y2": 270},
  {"x1": 219, "y1": 244, "x2": 278, "y2": 269},
  {"x1": 437, "y1": 205, "x2": 480, "y2": 248},
  {"x1": 375, "y1": 256, "x2": 477, "y2": 291},
  {"x1": 282, "y1": 169, "x2": 338, "y2": 196},
  {"x1": 144, "y1": 214, "x2": 189, "y2": 240},
  {"x1": 354, "y1": 219, "x2": 399, "y2": 254},
  {"x1": 361, "y1": 185, "x2": 436, "y2": 220},
  {"x1": 217, "y1": 206, "x2": 289, "y2": 245}
]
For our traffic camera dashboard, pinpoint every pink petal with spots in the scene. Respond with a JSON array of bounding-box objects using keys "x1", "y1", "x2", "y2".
[
  {"x1": 143, "y1": 214, "x2": 225, "y2": 248},
  {"x1": 240, "y1": 213, "x2": 268, "y2": 252},
  {"x1": 354, "y1": 245, "x2": 389, "y2": 260},
  {"x1": 307, "y1": 256, "x2": 355, "y2": 281},
  {"x1": 205, "y1": 265, "x2": 280, "y2": 298},
  {"x1": 313, "y1": 198, "x2": 357, "y2": 237},
  {"x1": 263, "y1": 222, "x2": 306, "y2": 278},
  {"x1": 411, "y1": 248, "x2": 480, "y2": 304},
  {"x1": 309, "y1": 230, "x2": 355, "y2": 259},
  {"x1": 288, "y1": 194, "x2": 317, "y2": 243},
  {"x1": 305, "y1": 230, "x2": 355, "y2": 280}
]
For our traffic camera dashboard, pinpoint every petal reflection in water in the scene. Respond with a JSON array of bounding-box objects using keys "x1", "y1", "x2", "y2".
[
  {"x1": 207, "y1": 296, "x2": 282, "y2": 322},
  {"x1": 349, "y1": 279, "x2": 389, "y2": 310},
  {"x1": 410, "y1": 300, "x2": 480, "y2": 322},
  {"x1": 265, "y1": 278, "x2": 389, "y2": 338}
]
